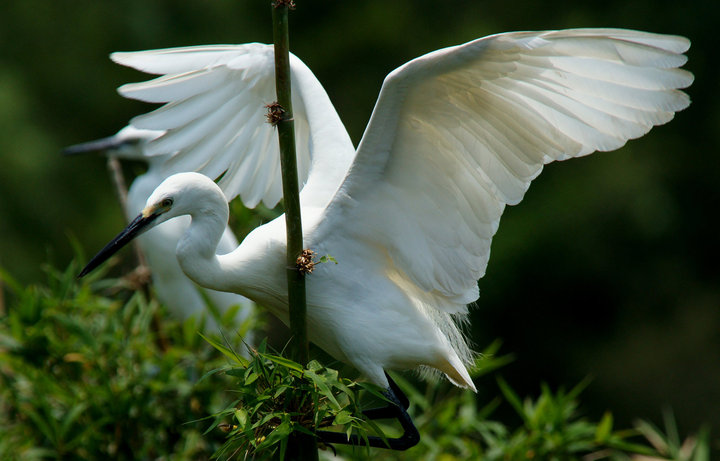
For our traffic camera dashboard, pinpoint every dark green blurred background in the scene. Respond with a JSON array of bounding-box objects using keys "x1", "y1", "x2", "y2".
[{"x1": 1, "y1": 0, "x2": 718, "y2": 445}]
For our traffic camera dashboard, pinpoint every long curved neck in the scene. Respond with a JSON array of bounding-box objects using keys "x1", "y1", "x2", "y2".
[
  {"x1": 174, "y1": 204, "x2": 287, "y2": 308},
  {"x1": 170, "y1": 179, "x2": 290, "y2": 314},
  {"x1": 175, "y1": 204, "x2": 238, "y2": 293}
]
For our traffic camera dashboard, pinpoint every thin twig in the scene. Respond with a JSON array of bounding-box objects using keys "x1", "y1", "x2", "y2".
[
  {"x1": 0, "y1": 277, "x2": 4, "y2": 315},
  {"x1": 105, "y1": 157, "x2": 148, "y2": 271}
]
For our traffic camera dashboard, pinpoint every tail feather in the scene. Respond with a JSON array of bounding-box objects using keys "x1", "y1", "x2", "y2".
[{"x1": 441, "y1": 350, "x2": 477, "y2": 392}]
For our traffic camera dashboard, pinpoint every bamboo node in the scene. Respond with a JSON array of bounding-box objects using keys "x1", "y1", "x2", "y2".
[
  {"x1": 265, "y1": 102, "x2": 286, "y2": 126},
  {"x1": 296, "y1": 249, "x2": 315, "y2": 274}
]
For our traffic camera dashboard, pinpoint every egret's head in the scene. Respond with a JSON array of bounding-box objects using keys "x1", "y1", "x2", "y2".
[
  {"x1": 62, "y1": 126, "x2": 164, "y2": 161},
  {"x1": 144, "y1": 172, "x2": 227, "y2": 222},
  {"x1": 78, "y1": 172, "x2": 223, "y2": 278}
]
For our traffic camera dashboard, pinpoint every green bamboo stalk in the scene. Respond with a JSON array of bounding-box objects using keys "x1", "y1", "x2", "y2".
[
  {"x1": 270, "y1": 2, "x2": 318, "y2": 459},
  {"x1": 271, "y1": 0, "x2": 309, "y2": 366}
]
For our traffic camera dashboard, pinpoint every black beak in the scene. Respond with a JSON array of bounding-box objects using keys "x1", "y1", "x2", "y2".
[
  {"x1": 78, "y1": 212, "x2": 159, "y2": 278},
  {"x1": 62, "y1": 136, "x2": 133, "y2": 156}
]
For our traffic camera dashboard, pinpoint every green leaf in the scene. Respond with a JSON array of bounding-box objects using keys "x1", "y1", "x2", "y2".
[
  {"x1": 261, "y1": 353, "x2": 303, "y2": 373},
  {"x1": 496, "y1": 376, "x2": 526, "y2": 422},
  {"x1": 226, "y1": 367, "x2": 247, "y2": 378},
  {"x1": 318, "y1": 254, "x2": 338, "y2": 264},
  {"x1": 595, "y1": 411, "x2": 613, "y2": 442},
  {"x1": 235, "y1": 408, "x2": 249, "y2": 428},
  {"x1": 221, "y1": 304, "x2": 241, "y2": 326},
  {"x1": 245, "y1": 371, "x2": 260, "y2": 385},
  {"x1": 692, "y1": 426, "x2": 711, "y2": 461},
  {"x1": 198, "y1": 366, "x2": 231, "y2": 384},
  {"x1": 635, "y1": 419, "x2": 670, "y2": 453},
  {"x1": 356, "y1": 381, "x2": 391, "y2": 403},
  {"x1": 0, "y1": 266, "x2": 23, "y2": 294},
  {"x1": 198, "y1": 332, "x2": 249, "y2": 366},
  {"x1": 304, "y1": 369, "x2": 340, "y2": 410},
  {"x1": 605, "y1": 439, "x2": 660, "y2": 457},
  {"x1": 273, "y1": 384, "x2": 289, "y2": 399},
  {"x1": 662, "y1": 407, "x2": 680, "y2": 450},
  {"x1": 24, "y1": 406, "x2": 57, "y2": 446},
  {"x1": 58, "y1": 403, "x2": 88, "y2": 442},
  {"x1": 261, "y1": 418, "x2": 292, "y2": 449},
  {"x1": 333, "y1": 410, "x2": 353, "y2": 426}
]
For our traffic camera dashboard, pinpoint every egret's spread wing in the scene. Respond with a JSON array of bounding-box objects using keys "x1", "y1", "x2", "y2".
[
  {"x1": 113, "y1": 44, "x2": 354, "y2": 209},
  {"x1": 318, "y1": 29, "x2": 692, "y2": 308}
]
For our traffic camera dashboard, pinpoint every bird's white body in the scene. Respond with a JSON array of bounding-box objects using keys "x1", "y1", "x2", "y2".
[
  {"x1": 149, "y1": 173, "x2": 473, "y2": 388},
  {"x1": 98, "y1": 29, "x2": 693, "y2": 391}
]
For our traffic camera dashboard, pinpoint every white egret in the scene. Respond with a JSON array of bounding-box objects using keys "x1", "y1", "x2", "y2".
[
  {"x1": 80, "y1": 29, "x2": 693, "y2": 449},
  {"x1": 65, "y1": 126, "x2": 255, "y2": 333}
]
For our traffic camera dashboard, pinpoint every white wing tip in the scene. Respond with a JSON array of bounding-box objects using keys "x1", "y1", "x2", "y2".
[{"x1": 109, "y1": 51, "x2": 126, "y2": 64}]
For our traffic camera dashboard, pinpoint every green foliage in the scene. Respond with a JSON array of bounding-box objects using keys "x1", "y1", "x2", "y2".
[
  {"x1": 0, "y1": 262, "x2": 241, "y2": 460},
  {"x1": 333, "y1": 344, "x2": 711, "y2": 461},
  {"x1": 631, "y1": 410, "x2": 711, "y2": 461},
  {"x1": 488, "y1": 377, "x2": 655, "y2": 460},
  {"x1": 203, "y1": 337, "x2": 712, "y2": 461},
  {"x1": 0, "y1": 263, "x2": 711, "y2": 460},
  {"x1": 205, "y1": 340, "x2": 387, "y2": 459}
]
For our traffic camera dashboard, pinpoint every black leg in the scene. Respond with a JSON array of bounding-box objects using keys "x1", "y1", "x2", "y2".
[
  {"x1": 316, "y1": 373, "x2": 420, "y2": 451},
  {"x1": 386, "y1": 371, "x2": 410, "y2": 410},
  {"x1": 360, "y1": 372, "x2": 409, "y2": 419}
]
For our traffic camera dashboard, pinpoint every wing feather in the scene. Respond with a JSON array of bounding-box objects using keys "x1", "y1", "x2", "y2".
[
  {"x1": 113, "y1": 44, "x2": 355, "y2": 208},
  {"x1": 314, "y1": 29, "x2": 693, "y2": 310}
]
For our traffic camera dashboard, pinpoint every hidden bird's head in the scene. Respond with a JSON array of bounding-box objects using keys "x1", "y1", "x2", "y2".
[{"x1": 62, "y1": 126, "x2": 164, "y2": 160}]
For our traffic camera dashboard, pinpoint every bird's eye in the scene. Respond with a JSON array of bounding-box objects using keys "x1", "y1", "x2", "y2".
[{"x1": 160, "y1": 198, "x2": 173, "y2": 208}]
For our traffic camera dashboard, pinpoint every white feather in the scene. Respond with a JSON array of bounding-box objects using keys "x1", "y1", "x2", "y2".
[{"x1": 114, "y1": 44, "x2": 355, "y2": 208}]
